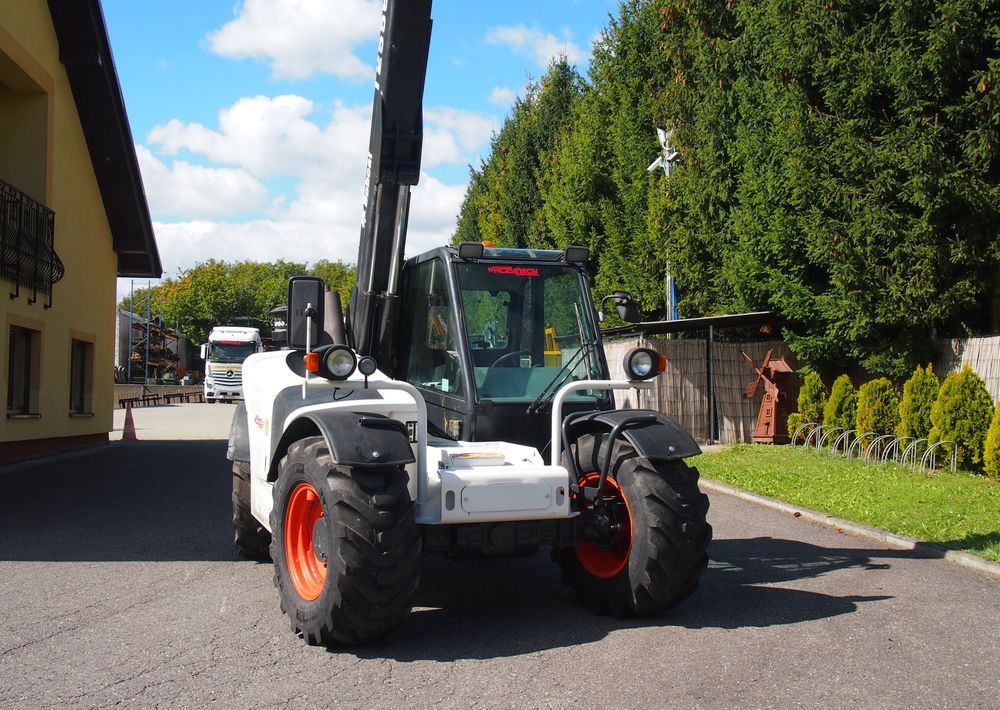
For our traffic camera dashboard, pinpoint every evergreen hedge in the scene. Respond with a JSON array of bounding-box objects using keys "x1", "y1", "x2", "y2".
[
  {"x1": 787, "y1": 371, "x2": 827, "y2": 437},
  {"x1": 896, "y1": 364, "x2": 940, "y2": 439},
  {"x1": 928, "y1": 365, "x2": 994, "y2": 470},
  {"x1": 985, "y1": 404, "x2": 1000, "y2": 480},
  {"x1": 823, "y1": 375, "x2": 857, "y2": 430},
  {"x1": 856, "y1": 378, "x2": 900, "y2": 435}
]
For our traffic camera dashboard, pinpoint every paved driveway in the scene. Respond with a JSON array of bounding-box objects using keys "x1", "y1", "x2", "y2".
[{"x1": 0, "y1": 404, "x2": 997, "y2": 709}]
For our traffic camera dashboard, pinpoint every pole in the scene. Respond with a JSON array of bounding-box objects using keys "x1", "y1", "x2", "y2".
[
  {"x1": 144, "y1": 282, "x2": 151, "y2": 386},
  {"x1": 127, "y1": 280, "x2": 133, "y2": 383},
  {"x1": 706, "y1": 325, "x2": 715, "y2": 444}
]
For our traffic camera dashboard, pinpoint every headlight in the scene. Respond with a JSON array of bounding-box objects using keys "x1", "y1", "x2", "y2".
[
  {"x1": 321, "y1": 345, "x2": 357, "y2": 380},
  {"x1": 624, "y1": 347, "x2": 665, "y2": 381}
]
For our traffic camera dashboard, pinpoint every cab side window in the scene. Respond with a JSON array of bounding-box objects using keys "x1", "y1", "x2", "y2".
[{"x1": 398, "y1": 259, "x2": 462, "y2": 395}]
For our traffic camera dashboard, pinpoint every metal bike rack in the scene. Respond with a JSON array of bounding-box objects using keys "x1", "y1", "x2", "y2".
[
  {"x1": 919, "y1": 440, "x2": 958, "y2": 474},
  {"x1": 791, "y1": 422, "x2": 819, "y2": 447},
  {"x1": 864, "y1": 434, "x2": 897, "y2": 464},
  {"x1": 900, "y1": 438, "x2": 927, "y2": 469},
  {"x1": 818, "y1": 426, "x2": 845, "y2": 452},
  {"x1": 847, "y1": 432, "x2": 877, "y2": 461},
  {"x1": 830, "y1": 429, "x2": 856, "y2": 458},
  {"x1": 804, "y1": 424, "x2": 825, "y2": 449},
  {"x1": 882, "y1": 436, "x2": 914, "y2": 464}
]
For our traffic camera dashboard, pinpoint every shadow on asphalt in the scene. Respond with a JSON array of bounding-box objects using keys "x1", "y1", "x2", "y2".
[
  {"x1": 0, "y1": 441, "x2": 234, "y2": 562},
  {"x1": 2, "y1": 442, "x2": 903, "y2": 658},
  {"x1": 349, "y1": 536, "x2": 898, "y2": 661}
]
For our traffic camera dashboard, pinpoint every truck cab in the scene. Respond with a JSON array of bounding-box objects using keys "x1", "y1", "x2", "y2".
[{"x1": 201, "y1": 326, "x2": 263, "y2": 403}]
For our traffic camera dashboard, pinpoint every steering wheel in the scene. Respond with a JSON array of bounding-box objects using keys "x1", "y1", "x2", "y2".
[{"x1": 487, "y1": 349, "x2": 530, "y2": 368}]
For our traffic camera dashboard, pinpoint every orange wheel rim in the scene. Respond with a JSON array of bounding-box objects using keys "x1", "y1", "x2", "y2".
[
  {"x1": 284, "y1": 482, "x2": 327, "y2": 601},
  {"x1": 575, "y1": 472, "x2": 633, "y2": 579}
]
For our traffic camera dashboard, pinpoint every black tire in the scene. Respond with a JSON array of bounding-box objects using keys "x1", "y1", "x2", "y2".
[
  {"x1": 556, "y1": 432, "x2": 712, "y2": 616},
  {"x1": 232, "y1": 461, "x2": 271, "y2": 560},
  {"x1": 270, "y1": 436, "x2": 420, "y2": 645}
]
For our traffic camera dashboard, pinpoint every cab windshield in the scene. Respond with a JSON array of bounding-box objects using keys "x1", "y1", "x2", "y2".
[
  {"x1": 207, "y1": 342, "x2": 256, "y2": 364},
  {"x1": 456, "y1": 262, "x2": 604, "y2": 403}
]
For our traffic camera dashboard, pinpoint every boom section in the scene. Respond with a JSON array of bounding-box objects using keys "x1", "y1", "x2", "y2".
[{"x1": 349, "y1": 0, "x2": 433, "y2": 361}]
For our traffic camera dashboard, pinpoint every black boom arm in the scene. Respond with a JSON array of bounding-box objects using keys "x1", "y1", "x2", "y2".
[{"x1": 348, "y1": 0, "x2": 433, "y2": 361}]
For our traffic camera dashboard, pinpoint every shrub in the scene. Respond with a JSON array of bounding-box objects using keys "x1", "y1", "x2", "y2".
[
  {"x1": 928, "y1": 365, "x2": 994, "y2": 470},
  {"x1": 856, "y1": 378, "x2": 900, "y2": 435},
  {"x1": 985, "y1": 404, "x2": 1000, "y2": 480},
  {"x1": 823, "y1": 374, "x2": 856, "y2": 430},
  {"x1": 787, "y1": 371, "x2": 827, "y2": 439},
  {"x1": 896, "y1": 364, "x2": 940, "y2": 439}
]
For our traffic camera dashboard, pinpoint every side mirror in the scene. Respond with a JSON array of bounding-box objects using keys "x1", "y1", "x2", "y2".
[
  {"x1": 287, "y1": 276, "x2": 326, "y2": 350},
  {"x1": 199, "y1": 343, "x2": 207, "y2": 360},
  {"x1": 599, "y1": 290, "x2": 643, "y2": 324}
]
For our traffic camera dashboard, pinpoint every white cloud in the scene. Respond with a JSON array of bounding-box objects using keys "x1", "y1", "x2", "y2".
[
  {"x1": 146, "y1": 170, "x2": 463, "y2": 282},
  {"x1": 147, "y1": 95, "x2": 369, "y2": 179},
  {"x1": 489, "y1": 86, "x2": 517, "y2": 106},
  {"x1": 135, "y1": 145, "x2": 268, "y2": 219},
  {"x1": 485, "y1": 24, "x2": 585, "y2": 67},
  {"x1": 207, "y1": 0, "x2": 381, "y2": 81},
  {"x1": 137, "y1": 93, "x2": 491, "y2": 289},
  {"x1": 422, "y1": 107, "x2": 498, "y2": 168}
]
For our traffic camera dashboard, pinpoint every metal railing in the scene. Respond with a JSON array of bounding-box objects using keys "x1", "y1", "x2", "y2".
[{"x1": 1, "y1": 178, "x2": 63, "y2": 308}]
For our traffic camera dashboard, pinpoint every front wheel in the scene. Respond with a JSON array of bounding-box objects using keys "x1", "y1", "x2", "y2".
[
  {"x1": 556, "y1": 433, "x2": 711, "y2": 616},
  {"x1": 270, "y1": 436, "x2": 420, "y2": 645}
]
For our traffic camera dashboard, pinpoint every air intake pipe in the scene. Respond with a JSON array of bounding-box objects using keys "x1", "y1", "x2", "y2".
[{"x1": 324, "y1": 289, "x2": 348, "y2": 346}]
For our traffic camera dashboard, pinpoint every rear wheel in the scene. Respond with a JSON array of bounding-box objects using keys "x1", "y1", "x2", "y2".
[
  {"x1": 557, "y1": 433, "x2": 711, "y2": 616},
  {"x1": 232, "y1": 461, "x2": 271, "y2": 560},
  {"x1": 270, "y1": 436, "x2": 420, "y2": 645}
]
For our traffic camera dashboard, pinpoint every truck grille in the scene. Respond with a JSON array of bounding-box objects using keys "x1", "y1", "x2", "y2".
[{"x1": 214, "y1": 369, "x2": 242, "y2": 385}]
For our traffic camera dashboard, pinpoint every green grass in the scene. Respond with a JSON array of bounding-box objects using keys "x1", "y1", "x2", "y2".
[{"x1": 692, "y1": 444, "x2": 1000, "y2": 563}]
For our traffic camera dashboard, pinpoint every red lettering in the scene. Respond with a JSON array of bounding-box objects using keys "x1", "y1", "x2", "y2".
[{"x1": 487, "y1": 265, "x2": 539, "y2": 277}]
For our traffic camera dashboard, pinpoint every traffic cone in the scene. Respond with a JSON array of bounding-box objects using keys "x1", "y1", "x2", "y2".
[{"x1": 122, "y1": 403, "x2": 138, "y2": 441}]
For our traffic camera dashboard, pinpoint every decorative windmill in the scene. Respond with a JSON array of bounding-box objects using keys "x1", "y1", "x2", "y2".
[{"x1": 742, "y1": 350, "x2": 795, "y2": 444}]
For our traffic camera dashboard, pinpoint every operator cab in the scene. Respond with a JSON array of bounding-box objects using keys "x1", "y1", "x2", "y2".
[{"x1": 395, "y1": 245, "x2": 613, "y2": 452}]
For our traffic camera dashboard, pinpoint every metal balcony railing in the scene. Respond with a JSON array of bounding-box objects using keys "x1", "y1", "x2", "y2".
[{"x1": 1, "y1": 178, "x2": 64, "y2": 308}]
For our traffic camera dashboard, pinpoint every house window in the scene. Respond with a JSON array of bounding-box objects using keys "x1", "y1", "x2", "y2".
[
  {"x1": 7, "y1": 325, "x2": 40, "y2": 415},
  {"x1": 69, "y1": 339, "x2": 93, "y2": 414}
]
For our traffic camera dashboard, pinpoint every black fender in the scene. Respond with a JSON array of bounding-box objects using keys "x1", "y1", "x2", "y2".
[
  {"x1": 566, "y1": 409, "x2": 701, "y2": 463},
  {"x1": 227, "y1": 402, "x2": 251, "y2": 462},
  {"x1": 267, "y1": 411, "x2": 415, "y2": 481}
]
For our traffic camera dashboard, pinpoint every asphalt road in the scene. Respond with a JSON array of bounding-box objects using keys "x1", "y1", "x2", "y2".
[{"x1": 1, "y1": 404, "x2": 997, "y2": 709}]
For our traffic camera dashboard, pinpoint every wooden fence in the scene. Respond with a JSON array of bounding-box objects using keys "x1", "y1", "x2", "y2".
[
  {"x1": 936, "y1": 336, "x2": 1000, "y2": 403},
  {"x1": 604, "y1": 333, "x2": 1000, "y2": 445},
  {"x1": 604, "y1": 337, "x2": 797, "y2": 443}
]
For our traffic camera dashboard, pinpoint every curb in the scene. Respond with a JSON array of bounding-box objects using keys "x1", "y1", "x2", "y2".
[{"x1": 700, "y1": 478, "x2": 1000, "y2": 579}]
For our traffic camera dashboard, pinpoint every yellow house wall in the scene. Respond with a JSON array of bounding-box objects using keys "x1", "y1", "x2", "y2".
[{"x1": 1, "y1": 1, "x2": 120, "y2": 447}]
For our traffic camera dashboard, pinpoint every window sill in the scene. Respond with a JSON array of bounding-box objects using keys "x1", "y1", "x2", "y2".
[
  {"x1": 7, "y1": 413, "x2": 41, "y2": 419},
  {"x1": 69, "y1": 412, "x2": 95, "y2": 418}
]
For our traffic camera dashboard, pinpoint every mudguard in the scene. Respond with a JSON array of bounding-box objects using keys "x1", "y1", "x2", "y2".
[
  {"x1": 567, "y1": 410, "x2": 701, "y2": 462},
  {"x1": 227, "y1": 402, "x2": 251, "y2": 462},
  {"x1": 268, "y1": 411, "x2": 415, "y2": 480}
]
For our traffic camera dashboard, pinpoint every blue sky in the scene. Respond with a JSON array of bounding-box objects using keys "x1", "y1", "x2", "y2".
[{"x1": 102, "y1": 0, "x2": 619, "y2": 296}]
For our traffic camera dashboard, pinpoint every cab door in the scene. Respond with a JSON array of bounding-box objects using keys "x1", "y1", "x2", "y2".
[{"x1": 396, "y1": 255, "x2": 470, "y2": 438}]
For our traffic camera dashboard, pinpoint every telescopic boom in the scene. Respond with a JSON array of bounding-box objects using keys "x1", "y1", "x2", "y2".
[{"x1": 347, "y1": 0, "x2": 433, "y2": 362}]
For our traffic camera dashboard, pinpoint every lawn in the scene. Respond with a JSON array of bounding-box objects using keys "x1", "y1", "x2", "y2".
[{"x1": 692, "y1": 444, "x2": 1000, "y2": 562}]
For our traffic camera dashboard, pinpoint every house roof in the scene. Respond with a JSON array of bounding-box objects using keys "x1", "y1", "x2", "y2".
[
  {"x1": 601, "y1": 311, "x2": 788, "y2": 338},
  {"x1": 47, "y1": 0, "x2": 161, "y2": 278}
]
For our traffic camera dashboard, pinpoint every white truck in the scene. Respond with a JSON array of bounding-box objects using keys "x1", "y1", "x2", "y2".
[{"x1": 200, "y1": 326, "x2": 263, "y2": 403}]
